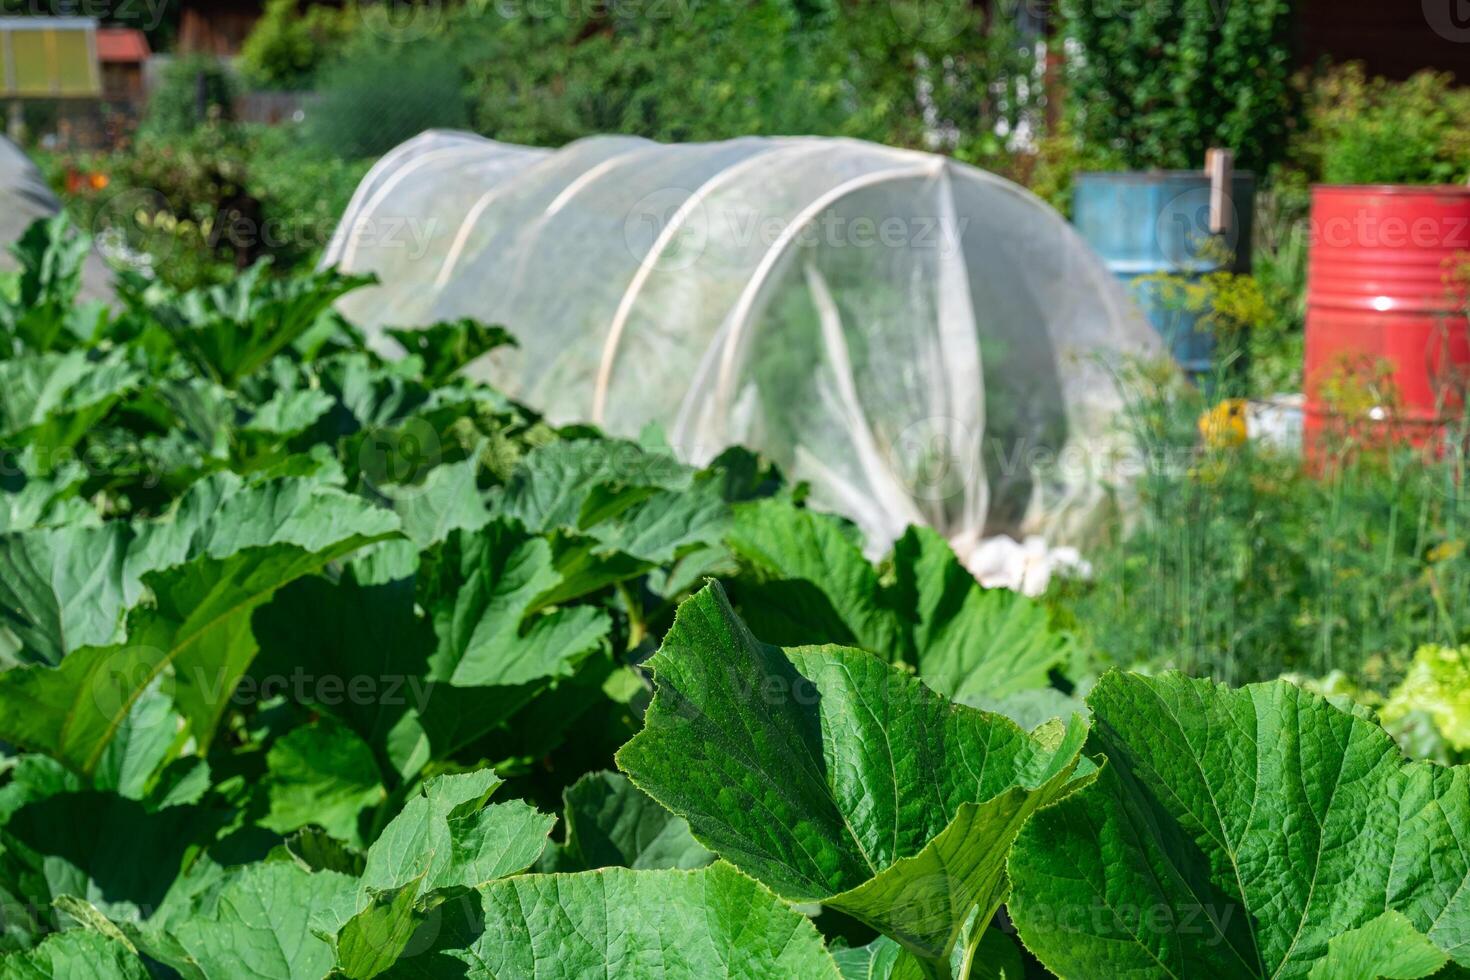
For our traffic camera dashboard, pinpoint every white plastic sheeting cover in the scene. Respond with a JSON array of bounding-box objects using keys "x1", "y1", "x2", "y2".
[{"x1": 326, "y1": 130, "x2": 1161, "y2": 555}]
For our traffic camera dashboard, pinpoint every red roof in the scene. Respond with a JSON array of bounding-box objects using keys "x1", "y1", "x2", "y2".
[{"x1": 96, "y1": 27, "x2": 150, "y2": 64}]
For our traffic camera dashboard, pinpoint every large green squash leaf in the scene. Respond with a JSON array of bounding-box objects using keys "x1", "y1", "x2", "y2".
[
  {"x1": 0, "y1": 349, "x2": 140, "y2": 463},
  {"x1": 834, "y1": 918, "x2": 1025, "y2": 980},
  {"x1": 0, "y1": 538, "x2": 391, "y2": 775},
  {"x1": 130, "y1": 473, "x2": 400, "y2": 571},
  {"x1": 0, "y1": 523, "x2": 132, "y2": 667},
  {"x1": 261, "y1": 717, "x2": 387, "y2": 848},
  {"x1": 496, "y1": 438, "x2": 691, "y2": 530},
  {"x1": 0, "y1": 786, "x2": 228, "y2": 923},
  {"x1": 440, "y1": 863, "x2": 842, "y2": 978},
  {"x1": 420, "y1": 522, "x2": 608, "y2": 688},
  {"x1": 537, "y1": 770, "x2": 713, "y2": 873},
  {"x1": 725, "y1": 497, "x2": 902, "y2": 653},
  {"x1": 357, "y1": 770, "x2": 553, "y2": 896},
  {"x1": 1307, "y1": 911, "x2": 1448, "y2": 980},
  {"x1": 386, "y1": 320, "x2": 515, "y2": 387},
  {"x1": 1009, "y1": 671, "x2": 1470, "y2": 978},
  {"x1": 330, "y1": 876, "x2": 424, "y2": 980},
  {"x1": 321, "y1": 769, "x2": 554, "y2": 978},
  {"x1": 0, "y1": 929, "x2": 148, "y2": 979},
  {"x1": 617, "y1": 583, "x2": 1091, "y2": 976},
  {"x1": 725, "y1": 504, "x2": 1070, "y2": 702},
  {"x1": 0, "y1": 475, "x2": 398, "y2": 666},
  {"x1": 312, "y1": 352, "x2": 432, "y2": 437},
  {"x1": 89, "y1": 684, "x2": 186, "y2": 800},
  {"x1": 169, "y1": 862, "x2": 356, "y2": 980},
  {"x1": 889, "y1": 526, "x2": 1071, "y2": 701},
  {"x1": 252, "y1": 573, "x2": 437, "y2": 780},
  {"x1": 0, "y1": 461, "x2": 93, "y2": 533},
  {"x1": 488, "y1": 438, "x2": 766, "y2": 612},
  {"x1": 148, "y1": 264, "x2": 369, "y2": 387},
  {"x1": 0, "y1": 214, "x2": 99, "y2": 354},
  {"x1": 380, "y1": 457, "x2": 491, "y2": 549},
  {"x1": 253, "y1": 523, "x2": 612, "y2": 781},
  {"x1": 240, "y1": 386, "x2": 336, "y2": 438},
  {"x1": 496, "y1": 438, "x2": 731, "y2": 566}
]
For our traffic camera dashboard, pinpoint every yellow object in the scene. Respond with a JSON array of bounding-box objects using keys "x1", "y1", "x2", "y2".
[
  {"x1": 1428, "y1": 539, "x2": 1465, "y2": 564},
  {"x1": 1198, "y1": 399, "x2": 1247, "y2": 449},
  {"x1": 0, "y1": 18, "x2": 101, "y2": 98}
]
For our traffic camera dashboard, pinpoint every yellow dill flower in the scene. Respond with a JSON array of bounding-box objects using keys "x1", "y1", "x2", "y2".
[
  {"x1": 1198, "y1": 399, "x2": 1247, "y2": 449},
  {"x1": 1428, "y1": 539, "x2": 1465, "y2": 564}
]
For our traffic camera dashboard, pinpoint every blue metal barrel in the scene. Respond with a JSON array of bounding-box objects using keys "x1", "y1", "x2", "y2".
[{"x1": 1072, "y1": 171, "x2": 1255, "y2": 377}]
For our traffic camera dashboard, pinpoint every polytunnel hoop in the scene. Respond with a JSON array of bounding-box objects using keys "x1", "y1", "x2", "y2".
[
  {"x1": 495, "y1": 144, "x2": 665, "y2": 310},
  {"x1": 338, "y1": 143, "x2": 495, "y2": 270},
  {"x1": 325, "y1": 135, "x2": 431, "y2": 265},
  {"x1": 668, "y1": 157, "x2": 944, "y2": 475},
  {"x1": 432, "y1": 150, "x2": 587, "y2": 289},
  {"x1": 326, "y1": 131, "x2": 492, "y2": 268},
  {"x1": 434, "y1": 139, "x2": 650, "y2": 289},
  {"x1": 545, "y1": 147, "x2": 657, "y2": 218},
  {"x1": 433, "y1": 185, "x2": 510, "y2": 289},
  {"x1": 711, "y1": 159, "x2": 943, "y2": 404},
  {"x1": 590, "y1": 138, "x2": 825, "y2": 424}
]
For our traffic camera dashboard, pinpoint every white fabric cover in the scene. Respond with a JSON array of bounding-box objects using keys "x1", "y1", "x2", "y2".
[{"x1": 327, "y1": 131, "x2": 1161, "y2": 554}]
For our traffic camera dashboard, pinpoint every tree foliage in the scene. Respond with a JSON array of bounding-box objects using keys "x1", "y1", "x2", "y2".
[{"x1": 1058, "y1": 0, "x2": 1295, "y2": 171}]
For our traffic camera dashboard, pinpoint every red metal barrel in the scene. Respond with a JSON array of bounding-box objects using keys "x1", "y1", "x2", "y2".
[{"x1": 1304, "y1": 186, "x2": 1470, "y2": 452}]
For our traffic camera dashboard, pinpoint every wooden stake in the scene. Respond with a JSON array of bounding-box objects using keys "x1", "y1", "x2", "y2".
[{"x1": 1206, "y1": 148, "x2": 1234, "y2": 235}]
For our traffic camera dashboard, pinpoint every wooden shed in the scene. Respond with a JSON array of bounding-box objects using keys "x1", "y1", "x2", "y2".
[
  {"x1": 178, "y1": 0, "x2": 264, "y2": 57},
  {"x1": 96, "y1": 26, "x2": 150, "y2": 106}
]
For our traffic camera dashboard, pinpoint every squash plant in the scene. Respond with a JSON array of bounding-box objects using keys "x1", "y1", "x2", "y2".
[{"x1": 0, "y1": 219, "x2": 1467, "y2": 979}]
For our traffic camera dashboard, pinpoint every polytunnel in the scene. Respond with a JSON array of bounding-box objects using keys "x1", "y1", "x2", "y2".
[{"x1": 324, "y1": 131, "x2": 1162, "y2": 557}]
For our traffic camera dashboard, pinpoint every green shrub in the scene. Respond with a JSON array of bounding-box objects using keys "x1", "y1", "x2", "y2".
[
  {"x1": 245, "y1": 124, "x2": 372, "y2": 260},
  {"x1": 1142, "y1": 265, "x2": 1279, "y2": 391},
  {"x1": 60, "y1": 121, "x2": 253, "y2": 289},
  {"x1": 455, "y1": 0, "x2": 1036, "y2": 152},
  {"x1": 239, "y1": 0, "x2": 357, "y2": 90},
  {"x1": 307, "y1": 37, "x2": 469, "y2": 158},
  {"x1": 52, "y1": 122, "x2": 371, "y2": 289},
  {"x1": 1058, "y1": 0, "x2": 1294, "y2": 172},
  {"x1": 1021, "y1": 121, "x2": 1129, "y2": 216},
  {"x1": 139, "y1": 54, "x2": 238, "y2": 140},
  {"x1": 1294, "y1": 64, "x2": 1470, "y2": 186}
]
